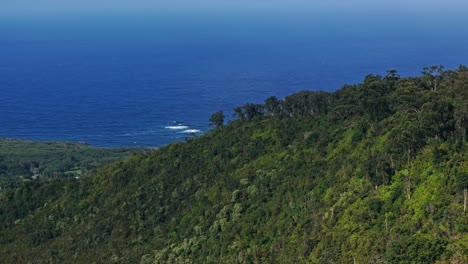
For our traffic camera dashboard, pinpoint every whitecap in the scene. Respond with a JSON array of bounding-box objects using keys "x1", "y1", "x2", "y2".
[
  {"x1": 179, "y1": 129, "x2": 201, "y2": 134},
  {"x1": 118, "y1": 129, "x2": 157, "y2": 136},
  {"x1": 165, "y1": 125, "x2": 189, "y2": 130}
]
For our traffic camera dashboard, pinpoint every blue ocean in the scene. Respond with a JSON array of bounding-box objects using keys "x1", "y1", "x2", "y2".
[{"x1": 1, "y1": 10, "x2": 467, "y2": 147}]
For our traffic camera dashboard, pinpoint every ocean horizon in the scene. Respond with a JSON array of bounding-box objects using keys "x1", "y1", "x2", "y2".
[{"x1": 1, "y1": 10, "x2": 467, "y2": 147}]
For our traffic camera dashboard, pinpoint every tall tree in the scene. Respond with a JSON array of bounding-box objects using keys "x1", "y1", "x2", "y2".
[
  {"x1": 209, "y1": 111, "x2": 225, "y2": 128},
  {"x1": 264, "y1": 96, "x2": 282, "y2": 115},
  {"x1": 233, "y1": 107, "x2": 245, "y2": 121},
  {"x1": 422, "y1": 65, "x2": 445, "y2": 91}
]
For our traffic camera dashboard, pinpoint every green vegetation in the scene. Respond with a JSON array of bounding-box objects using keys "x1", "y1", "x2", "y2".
[
  {"x1": 0, "y1": 66, "x2": 467, "y2": 263},
  {"x1": 0, "y1": 139, "x2": 147, "y2": 179},
  {"x1": 209, "y1": 111, "x2": 225, "y2": 128}
]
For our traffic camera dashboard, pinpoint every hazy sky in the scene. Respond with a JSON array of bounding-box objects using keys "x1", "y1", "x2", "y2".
[{"x1": 2, "y1": 0, "x2": 468, "y2": 14}]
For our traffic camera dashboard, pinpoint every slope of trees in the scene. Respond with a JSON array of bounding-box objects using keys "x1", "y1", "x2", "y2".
[
  {"x1": 0, "y1": 139, "x2": 147, "y2": 179},
  {"x1": 0, "y1": 66, "x2": 467, "y2": 263}
]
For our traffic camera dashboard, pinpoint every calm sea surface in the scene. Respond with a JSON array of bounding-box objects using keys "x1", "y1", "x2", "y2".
[{"x1": 1, "y1": 10, "x2": 467, "y2": 147}]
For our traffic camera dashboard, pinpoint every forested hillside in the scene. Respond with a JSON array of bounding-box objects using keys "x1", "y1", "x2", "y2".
[
  {"x1": 0, "y1": 66, "x2": 467, "y2": 263},
  {"x1": 0, "y1": 139, "x2": 146, "y2": 179}
]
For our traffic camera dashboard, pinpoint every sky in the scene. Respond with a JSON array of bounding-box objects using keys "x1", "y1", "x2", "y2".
[{"x1": 2, "y1": 0, "x2": 468, "y2": 15}]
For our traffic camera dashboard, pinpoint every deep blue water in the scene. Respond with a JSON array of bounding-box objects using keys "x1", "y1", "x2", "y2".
[{"x1": 1, "y1": 10, "x2": 467, "y2": 147}]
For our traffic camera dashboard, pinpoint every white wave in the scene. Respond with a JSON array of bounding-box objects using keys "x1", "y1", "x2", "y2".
[
  {"x1": 179, "y1": 129, "x2": 201, "y2": 134},
  {"x1": 119, "y1": 130, "x2": 155, "y2": 136},
  {"x1": 165, "y1": 125, "x2": 189, "y2": 130}
]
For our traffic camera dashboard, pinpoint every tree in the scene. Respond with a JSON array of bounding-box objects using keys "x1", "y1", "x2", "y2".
[
  {"x1": 233, "y1": 107, "x2": 245, "y2": 121},
  {"x1": 422, "y1": 65, "x2": 444, "y2": 91},
  {"x1": 359, "y1": 74, "x2": 391, "y2": 120},
  {"x1": 455, "y1": 172, "x2": 468, "y2": 214},
  {"x1": 242, "y1": 103, "x2": 263, "y2": 121},
  {"x1": 209, "y1": 111, "x2": 225, "y2": 128},
  {"x1": 454, "y1": 101, "x2": 468, "y2": 141},
  {"x1": 384, "y1": 69, "x2": 400, "y2": 92},
  {"x1": 419, "y1": 100, "x2": 455, "y2": 140},
  {"x1": 264, "y1": 96, "x2": 282, "y2": 115}
]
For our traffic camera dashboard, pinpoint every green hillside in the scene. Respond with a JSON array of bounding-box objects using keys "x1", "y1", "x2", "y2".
[
  {"x1": 0, "y1": 66, "x2": 467, "y2": 263},
  {"x1": 0, "y1": 139, "x2": 147, "y2": 179}
]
